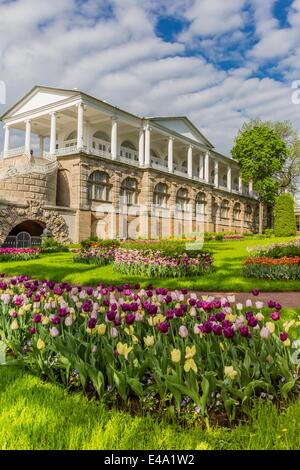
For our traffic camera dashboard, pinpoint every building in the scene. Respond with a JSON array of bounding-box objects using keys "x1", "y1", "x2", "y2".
[{"x1": 0, "y1": 86, "x2": 262, "y2": 246}]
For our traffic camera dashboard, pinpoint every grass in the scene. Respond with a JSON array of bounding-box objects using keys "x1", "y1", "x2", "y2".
[
  {"x1": 0, "y1": 365, "x2": 299, "y2": 450},
  {"x1": 0, "y1": 237, "x2": 298, "y2": 291}
]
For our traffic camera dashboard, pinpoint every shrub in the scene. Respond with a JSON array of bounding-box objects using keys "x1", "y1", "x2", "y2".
[
  {"x1": 40, "y1": 238, "x2": 69, "y2": 253},
  {"x1": 243, "y1": 257, "x2": 300, "y2": 280},
  {"x1": 274, "y1": 193, "x2": 296, "y2": 237},
  {"x1": 81, "y1": 237, "x2": 120, "y2": 249}
]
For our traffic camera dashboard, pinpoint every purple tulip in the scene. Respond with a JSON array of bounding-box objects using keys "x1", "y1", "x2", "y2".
[
  {"x1": 107, "y1": 311, "x2": 117, "y2": 321},
  {"x1": 212, "y1": 324, "x2": 223, "y2": 336},
  {"x1": 239, "y1": 326, "x2": 249, "y2": 337},
  {"x1": 223, "y1": 327, "x2": 234, "y2": 339},
  {"x1": 280, "y1": 332, "x2": 288, "y2": 342},
  {"x1": 270, "y1": 312, "x2": 280, "y2": 321},
  {"x1": 157, "y1": 321, "x2": 170, "y2": 334},
  {"x1": 125, "y1": 314, "x2": 135, "y2": 325},
  {"x1": 51, "y1": 317, "x2": 60, "y2": 325},
  {"x1": 29, "y1": 327, "x2": 36, "y2": 335},
  {"x1": 58, "y1": 308, "x2": 68, "y2": 317},
  {"x1": 251, "y1": 289, "x2": 260, "y2": 296},
  {"x1": 32, "y1": 314, "x2": 42, "y2": 323},
  {"x1": 248, "y1": 317, "x2": 258, "y2": 327},
  {"x1": 88, "y1": 318, "x2": 97, "y2": 329},
  {"x1": 201, "y1": 321, "x2": 212, "y2": 334}
]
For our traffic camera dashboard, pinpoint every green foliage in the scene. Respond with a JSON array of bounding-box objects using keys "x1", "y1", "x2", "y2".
[
  {"x1": 80, "y1": 237, "x2": 120, "y2": 248},
  {"x1": 274, "y1": 194, "x2": 297, "y2": 237},
  {"x1": 122, "y1": 240, "x2": 207, "y2": 258},
  {"x1": 40, "y1": 238, "x2": 69, "y2": 253},
  {"x1": 243, "y1": 263, "x2": 300, "y2": 280},
  {"x1": 231, "y1": 126, "x2": 288, "y2": 205}
]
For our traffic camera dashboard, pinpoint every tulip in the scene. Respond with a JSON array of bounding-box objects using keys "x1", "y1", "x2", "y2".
[
  {"x1": 239, "y1": 326, "x2": 249, "y2": 337},
  {"x1": 29, "y1": 327, "x2": 36, "y2": 335},
  {"x1": 97, "y1": 324, "x2": 106, "y2": 335},
  {"x1": 179, "y1": 325, "x2": 189, "y2": 338},
  {"x1": 144, "y1": 335, "x2": 155, "y2": 347},
  {"x1": 171, "y1": 349, "x2": 181, "y2": 363},
  {"x1": 65, "y1": 316, "x2": 73, "y2": 327},
  {"x1": 251, "y1": 289, "x2": 260, "y2": 296},
  {"x1": 280, "y1": 332, "x2": 288, "y2": 342},
  {"x1": 270, "y1": 312, "x2": 280, "y2": 321},
  {"x1": 37, "y1": 339, "x2": 45, "y2": 350},
  {"x1": 184, "y1": 358, "x2": 197, "y2": 373},
  {"x1": 224, "y1": 366, "x2": 238, "y2": 380},
  {"x1": 110, "y1": 327, "x2": 119, "y2": 338},
  {"x1": 157, "y1": 321, "x2": 170, "y2": 334},
  {"x1": 260, "y1": 327, "x2": 270, "y2": 339},
  {"x1": 49, "y1": 327, "x2": 59, "y2": 337},
  {"x1": 10, "y1": 319, "x2": 19, "y2": 330},
  {"x1": 266, "y1": 321, "x2": 275, "y2": 333}
]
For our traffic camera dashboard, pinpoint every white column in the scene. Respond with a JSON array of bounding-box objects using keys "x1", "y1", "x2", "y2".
[
  {"x1": 24, "y1": 120, "x2": 31, "y2": 156},
  {"x1": 111, "y1": 117, "x2": 118, "y2": 160},
  {"x1": 3, "y1": 125, "x2": 10, "y2": 157},
  {"x1": 168, "y1": 136, "x2": 174, "y2": 172},
  {"x1": 187, "y1": 145, "x2": 193, "y2": 178},
  {"x1": 214, "y1": 159, "x2": 219, "y2": 188},
  {"x1": 138, "y1": 128, "x2": 144, "y2": 166},
  {"x1": 39, "y1": 136, "x2": 44, "y2": 157},
  {"x1": 204, "y1": 151, "x2": 210, "y2": 183},
  {"x1": 77, "y1": 103, "x2": 84, "y2": 151},
  {"x1": 227, "y1": 165, "x2": 232, "y2": 191},
  {"x1": 144, "y1": 125, "x2": 151, "y2": 165},
  {"x1": 249, "y1": 180, "x2": 253, "y2": 197},
  {"x1": 199, "y1": 154, "x2": 204, "y2": 180},
  {"x1": 238, "y1": 174, "x2": 243, "y2": 193},
  {"x1": 50, "y1": 112, "x2": 57, "y2": 155}
]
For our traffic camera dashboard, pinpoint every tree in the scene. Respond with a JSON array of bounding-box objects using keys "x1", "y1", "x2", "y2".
[
  {"x1": 274, "y1": 193, "x2": 297, "y2": 237},
  {"x1": 239, "y1": 119, "x2": 300, "y2": 193},
  {"x1": 231, "y1": 126, "x2": 288, "y2": 233}
]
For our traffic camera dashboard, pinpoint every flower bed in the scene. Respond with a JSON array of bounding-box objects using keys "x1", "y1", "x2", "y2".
[
  {"x1": 243, "y1": 256, "x2": 300, "y2": 280},
  {"x1": 113, "y1": 249, "x2": 214, "y2": 278},
  {"x1": 1, "y1": 276, "x2": 299, "y2": 422},
  {"x1": 0, "y1": 248, "x2": 40, "y2": 262},
  {"x1": 74, "y1": 248, "x2": 115, "y2": 266}
]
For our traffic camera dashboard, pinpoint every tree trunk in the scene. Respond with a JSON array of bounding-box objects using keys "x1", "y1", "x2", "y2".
[{"x1": 259, "y1": 201, "x2": 264, "y2": 234}]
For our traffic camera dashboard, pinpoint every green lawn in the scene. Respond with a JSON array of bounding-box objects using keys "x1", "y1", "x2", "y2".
[
  {"x1": 0, "y1": 237, "x2": 298, "y2": 291},
  {"x1": 0, "y1": 365, "x2": 299, "y2": 450}
]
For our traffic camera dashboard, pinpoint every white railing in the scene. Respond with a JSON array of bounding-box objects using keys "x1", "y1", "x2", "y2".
[
  {"x1": 0, "y1": 146, "x2": 26, "y2": 159},
  {"x1": 119, "y1": 155, "x2": 140, "y2": 167},
  {"x1": 151, "y1": 162, "x2": 169, "y2": 172}
]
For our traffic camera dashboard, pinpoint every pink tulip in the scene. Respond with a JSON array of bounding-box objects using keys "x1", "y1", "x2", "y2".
[
  {"x1": 179, "y1": 325, "x2": 189, "y2": 338},
  {"x1": 49, "y1": 327, "x2": 59, "y2": 337}
]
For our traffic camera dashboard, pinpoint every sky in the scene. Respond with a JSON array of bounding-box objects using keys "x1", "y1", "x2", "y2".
[{"x1": 1, "y1": 0, "x2": 300, "y2": 155}]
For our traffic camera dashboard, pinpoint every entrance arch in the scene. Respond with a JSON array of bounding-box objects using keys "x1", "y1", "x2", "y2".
[{"x1": 3, "y1": 220, "x2": 46, "y2": 248}]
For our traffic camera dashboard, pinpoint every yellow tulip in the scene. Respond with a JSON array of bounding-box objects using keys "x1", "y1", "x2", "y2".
[
  {"x1": 116, "y1": 342, "x2": 133, "y2": 359},
  {"x1": 283, "y1": 338, "x2": 291, "y2": 347},
  {"x1": 37, "y1": 339, "x2": 45, "y2": 350},
  {"x1": 225, "y1": 313, "x2": 237, "y2": 322},
  {"x1": 124, "y1": 325, "x2": 134, "y2": 336},
  {"x1": 132, "y1": 335, "x2": 139, "y2": 345},
  {"x1": 185, "y1": 345, "x2": 196, "y2": 359},
  {"x1": 97, "y1": 324, "x2": 106, "y2": 335},
  {"x1": 224, "y1": 366, "x2": 238, "y2": 380},
  {"x1": 10, "y1": 319, "x2": 19, "y2": 330},
  {"x1": 42, "y1": 316, "x2": 50, "y2": 325},
  {"x1": 144, "y1": 336, "x2": 155, "y2": 347},
  {"x1": 255, "y1": 312, "x2": 265, "y2": 321},
  {"x1": 100, "y1": 306, "x2": 106, "y2": 313},
  {"x1": 184, "y1": 358, "x2": 197, "y2": 373},
  {"x1": 283, "y1": 321, "x2": 295, "y2": 332},
  {"x1": 266, "y1": 322, "x2": 275, "y2": 334},
  {"x1": 171, "y1": 349, "x2": 181, "y2": 363}
]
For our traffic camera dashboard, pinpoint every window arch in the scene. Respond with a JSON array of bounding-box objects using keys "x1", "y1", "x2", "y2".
[
  {"x1": 121, "y1": 140, "x2": 136, "y2": 150},
  {"x1": 245, "y1": 204, "x2": 252, "y2": 222},
  {"x1": 220, "y1": 199, "x2": 229, "y2": 218},
  {"x1": 233, "y1": 202, "x2": 241, "y2": 220},
  {"x1": 121, "y1": 177, "x2": 138, "y2": 205},
  {"x1": 195, "y1": 192, "x2": 206, "y2": 215},
  {"x1": 65, "y1": 130, "x2": 77, "y2": 147},
  {"x1": 88, "y1": 171, "x2": 111, "y2": 202},
  {"x1": 176, "y1": 188, "x2": 189, "y2": 211},
  {"x1": 153, "y1": 183, "x2": 168, "y2": 207},
  {"x1": 92, "y1": 131, "x2": 110, "y2": 152}
]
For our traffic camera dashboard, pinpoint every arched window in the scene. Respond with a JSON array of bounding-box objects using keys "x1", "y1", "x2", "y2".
[
  {"x1": 176, "y1": 188, "x2": 189, "y2": 211},
  {"x1": 120, "y1": 141, "x2": 138, "y2": 161},
  {"x1": 65, "y1": 130, "x2": 77, "y2": 147},
  {"x1": 121, "y1": 177, "x2": 138, "y2": 205},
  {"x1": 92, "y1": 131, "x2": 110, "y2": 152},
  {"x1": 233, "y1": 202, "x2": 241, "y2": 220},
  {"x1": 195, "y1": 192, "x2": 206, "y2": 215},
  {"x1": 245, "y1": 204, "x2": 252, "y2": 222},
  {"x1": 220, "y1": 200, "x2": 229, "y2": 218},
  {"x1": 88, "y1": 171, "x2": 110, "y2": 202},
  {"x1": 153, "y1": 183, "x2": 168, "y2": 207}
]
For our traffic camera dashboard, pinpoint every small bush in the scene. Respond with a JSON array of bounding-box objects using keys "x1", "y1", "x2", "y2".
[{"x1": 274, "y1": 193, "x2": 296, "y2": 237}]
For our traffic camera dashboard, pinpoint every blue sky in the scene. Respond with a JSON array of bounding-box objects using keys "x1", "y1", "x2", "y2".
[{"x1": 1, "y1": 0, "x2": 300, "y2": 154}]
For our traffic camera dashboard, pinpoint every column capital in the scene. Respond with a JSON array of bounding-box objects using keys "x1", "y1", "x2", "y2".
[
  {"x1": 111, "y1": 115, "x2": 118, "y2": 122},
  {"x1": 25, "y1": 119, "x2": 31, "y2": 124}
]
